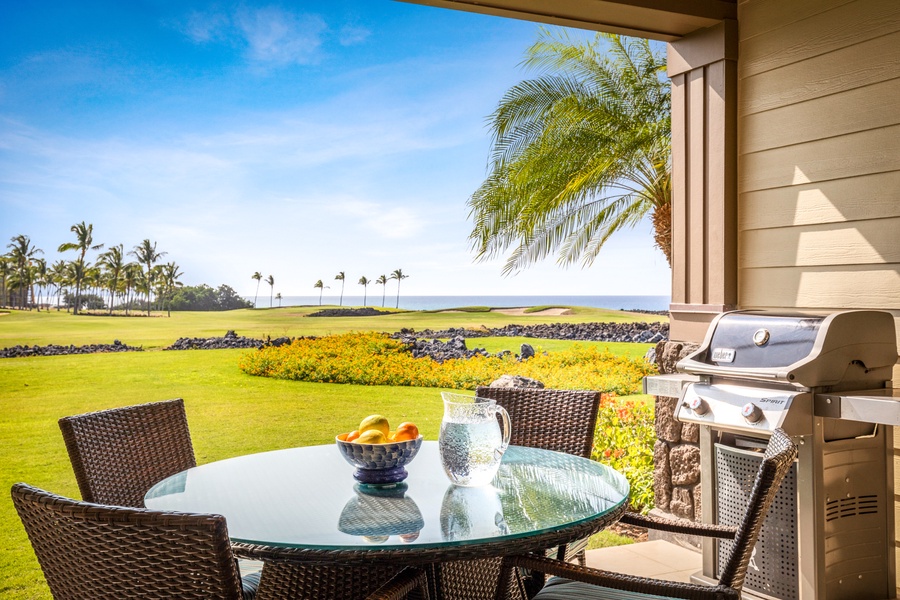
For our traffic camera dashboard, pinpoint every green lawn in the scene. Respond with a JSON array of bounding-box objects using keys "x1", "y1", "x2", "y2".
[{"x1": 0, "y1": 307, "x2": 662, "y2": 599}]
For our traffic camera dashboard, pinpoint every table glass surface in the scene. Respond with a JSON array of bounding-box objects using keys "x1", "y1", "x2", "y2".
[{"x1": 145, "y1": 442, "x2": 629, "y2": 552}]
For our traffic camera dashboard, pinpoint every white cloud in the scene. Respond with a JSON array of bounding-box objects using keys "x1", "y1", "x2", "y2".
[
  {"x1": 234, "y1": 7, "x2": 327, "y2": 65},
  {"x1": 180, "y1": 10, "x2": 231, "y2": 43},
  {"x1": 338, "y1": 24, "x2": 371, "y2": 46}
]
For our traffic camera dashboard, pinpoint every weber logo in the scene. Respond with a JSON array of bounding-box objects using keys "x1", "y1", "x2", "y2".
[{"x1": 711, "y1": 348, "x2": 735, "y2": 363}]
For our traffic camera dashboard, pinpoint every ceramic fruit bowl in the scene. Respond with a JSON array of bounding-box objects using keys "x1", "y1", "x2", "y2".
[{"x1": 335, "y1": 434, "x2": 423, "y2": 485}]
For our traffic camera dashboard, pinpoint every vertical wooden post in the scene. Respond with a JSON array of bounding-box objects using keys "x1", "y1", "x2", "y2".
[{"x1": 667, "y1": 20, "x2": 738, "y2": 342}]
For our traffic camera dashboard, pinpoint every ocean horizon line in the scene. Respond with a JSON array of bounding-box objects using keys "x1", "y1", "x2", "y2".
[{"x1": 244, "y1": 294, "x2": 671, "y2": 312}]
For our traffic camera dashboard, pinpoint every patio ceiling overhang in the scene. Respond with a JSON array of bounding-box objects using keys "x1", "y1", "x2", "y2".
[{"x1": 396, "y1": 0, "x2": 736, "y2": 41}]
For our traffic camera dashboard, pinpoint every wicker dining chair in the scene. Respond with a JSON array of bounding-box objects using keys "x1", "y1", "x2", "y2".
[
  {"x1": 493, "y1": 428, "x2": 799, "y2": 600},
  {"x1": 254, "y1": 562, "x2": 431, "y2": 600},
  {"x1": 11, "y1": 482, "x2": 260, "y2": 599},
  {"x1": 12, "y1": 483, "x2": 429, "y2": 600},
  {"x1": 432, "y1": 387, "x2": 602, "y2": 600},
  {"x1": 58, "y1": 398, "x2": 196, "y2": 507}
]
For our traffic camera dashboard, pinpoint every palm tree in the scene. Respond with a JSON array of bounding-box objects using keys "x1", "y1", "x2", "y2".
[
  {"x1": 335, "y1": 271, "x2": 345, "y2": 306},
  {"x1": 375, "y1": 274, "x2": 388, "y2": 308},
  {"x1": 160, "y1": 262, "x2": 183, "y2": 317},
  {"x1": 265, "y1": 275, "x2": 274, "y2": 308},
  {"x1": 313, "y1": 279, "x2": 326, "y2": 305},
  {"x1": 58, "y1": 222, "x2": 104, "y2": 314},
  {"x1": 0, "y1": 256, "x2": 12, "y2": 307},
  {"x1": 251, "y1": 271, "x2": 262, "y2": 308},
  {"x1": 468, "y1": 31, "x2": 671, "y2": 274},
  {"x1": 7, "y1": 235, "x2": 43, "y2": 309},
  {"x1": 129, "y1": 239, "x2": 166, "y2": 316},
  {"x1": 48, "y1": 260, "x2": 68, "y2": 311},
  {"x1": 123, "y1": 263, "x2": 142, "y2": 315},
  {"x1": 275, "y1": 292, "x2": 282, "y2": 307},
  {"x1": 390, "y1": 269, "x2": 409, "y2": 309},
  {"x1": 358, "y1": 276, "x2": 370, "y2": 307},
  {"x1": 99, "y1": 245, "x2": 127, "y2": 315},
  {"x1": 33, "y1": 258, "x2": 47, "y2": 311}
]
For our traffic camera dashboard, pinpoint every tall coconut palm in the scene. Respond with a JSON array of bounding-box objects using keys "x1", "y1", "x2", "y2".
[
  {"x1": 123, "y1": 262, "x2": 142, "y2": 315},
  {"x1": 468, "y1": 31, "x2": 671, "y2": 274},
  {"x1": 335, "y1": 272, "x2": 345, "y2": 306},
  {"x1": 265, "y1": 275, "x2": 274, "y2": 308},
  {"x1": 0, "y1": 255, "x2": 11, "y2": 307},
  {"x1": 160, "y1": 262, "x2": 183, "y2": 317},
  {"x1": 314, "y1": 279, "x2": 326, "y2": 305},
  {"x1": 33, "y1": 258, "x2": 48, "y2": 311},
  {"x1": 358, "y1": 276, "x2": 370, "y2": 307},
  {"x1": 7, "y1": 235, "x2": 43, "y2": 309},
  {"x1": 390, "y1": 269, "x2": 408, "y2": 309},
  {"x1": 58, "y1": 222, "x2": 104, "y2": 314},
  {"x1": 129, "y1": 239, "x2": 166, "y2": 316},
  {"x1": 375, "y1": 274, "x2": 388, "y2": 308},
  {"x1": 275, "y1": 292, "x2": 282, "y2": 307},
  {"x1": 251, "y1": 271, "x2": 262, "y2": 308},
  {"x1": 48, "y1": 260, "x2": 68, "y2": 311},
  {"x1": 99, "y1": 245, "x2": 127, "y2": 315}
]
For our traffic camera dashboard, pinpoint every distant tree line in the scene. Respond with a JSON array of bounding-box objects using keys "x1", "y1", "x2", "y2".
[
  {"x1": 168, "y1": 284, "x2": 251, "y2": 311},
  {"x1": 2, "y1": 223, "x2": 246, "y2": 315}
]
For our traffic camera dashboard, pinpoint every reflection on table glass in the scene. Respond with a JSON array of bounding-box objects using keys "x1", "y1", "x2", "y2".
[{"x1": 145, "y1": 442, "x2": 629, "y2": 552}]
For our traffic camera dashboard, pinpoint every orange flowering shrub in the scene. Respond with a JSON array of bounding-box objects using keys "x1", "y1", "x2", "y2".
[
  {"x1": 238, "y1": 332, "x2": 656, "y2": 394},
  {"x1": 591, "y1": 395, "x2": 655, "y2": 512}
]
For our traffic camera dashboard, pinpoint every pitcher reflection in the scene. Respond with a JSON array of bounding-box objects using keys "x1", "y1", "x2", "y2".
[{"x1": 440, "y1": 484, "x2": 509, "y2": 541}]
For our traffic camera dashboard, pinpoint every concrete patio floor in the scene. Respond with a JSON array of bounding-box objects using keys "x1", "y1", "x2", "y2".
[{"x1": 584, "y1": 540, "x2": 701, "y2": 583}]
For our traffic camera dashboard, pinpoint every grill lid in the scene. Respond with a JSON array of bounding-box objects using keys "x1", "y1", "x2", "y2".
[{"x1": 677, "y1": 310, "x2": 898, "y2": 388}]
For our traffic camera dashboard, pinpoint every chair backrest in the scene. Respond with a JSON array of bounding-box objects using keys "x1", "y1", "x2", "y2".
[
  {"x1": 11, "y1": 483, "x2": 244, "y2": 600},
  {"x1": 474, "y1": 387, "x2": 601, "y2": 458},
  {"x1": 58, "y1": 399, "x2": 196, "y2": 507},
  {"x1": 718, "y1": 427, "x2": 798, "y2": 591}
]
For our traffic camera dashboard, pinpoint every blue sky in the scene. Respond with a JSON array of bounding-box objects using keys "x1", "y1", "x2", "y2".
[{"x1": 0, "y1": 0, "x2": 671, "y2": 298}]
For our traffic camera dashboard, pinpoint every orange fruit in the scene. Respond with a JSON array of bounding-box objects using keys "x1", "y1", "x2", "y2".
[
  {"x1": 346, "y1": 430, "x2": 361, "y2": 442},
  {"x1": 393, "y1": 422, "x2": 419, "y2": 442},
  {"x1": 354, "y1": 430, "x2": 387, "y2": 444}
]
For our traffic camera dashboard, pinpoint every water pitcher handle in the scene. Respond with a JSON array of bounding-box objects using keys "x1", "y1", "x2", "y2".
[{"x1": 495, "y1": 405, "x2": 511, "y2": 459}]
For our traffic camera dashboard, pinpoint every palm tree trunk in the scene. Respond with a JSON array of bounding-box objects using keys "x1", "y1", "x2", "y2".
[{"x1": 650, "y1": 202, "x2": 672, "y2": 266}]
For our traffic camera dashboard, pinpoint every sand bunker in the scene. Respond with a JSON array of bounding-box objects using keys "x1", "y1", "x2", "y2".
[{"x1": 489, "y1": 307, "x2": 572, "y2": 316}]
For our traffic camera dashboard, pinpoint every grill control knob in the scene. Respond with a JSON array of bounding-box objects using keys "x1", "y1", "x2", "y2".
[
  {"x1": 688, "y1": 396, "x2": 710, "y2": 415},
  {"x1": 741, "y1": 402, "x2": 763, "y2": 423}
]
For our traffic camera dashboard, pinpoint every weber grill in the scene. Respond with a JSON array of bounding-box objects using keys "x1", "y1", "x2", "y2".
[{"x1": 648, "y1": 310, "x2": 900, "y2": 600}]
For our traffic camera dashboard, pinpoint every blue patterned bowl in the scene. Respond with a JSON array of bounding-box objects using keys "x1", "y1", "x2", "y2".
[{"x1": 336, "y1": 434, "x2": 423, "y2": 485}]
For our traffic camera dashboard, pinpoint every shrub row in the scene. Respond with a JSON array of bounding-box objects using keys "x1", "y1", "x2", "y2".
[{"x1": 238, "y1": 331, "x2": 657, "y2": 395}]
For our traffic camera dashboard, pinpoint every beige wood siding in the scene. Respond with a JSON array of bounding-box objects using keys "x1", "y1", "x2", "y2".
[
  {"x1": 737, "y1": 0, "x2": 900, "y2": 316},
  {"x1": 739, "y1": 3, "x2": 900, "y2": 588}
]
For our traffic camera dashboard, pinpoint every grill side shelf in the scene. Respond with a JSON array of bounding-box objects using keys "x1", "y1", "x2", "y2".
[{"x1": 816, "y1": 389, "x2": 900, "y2": 425}]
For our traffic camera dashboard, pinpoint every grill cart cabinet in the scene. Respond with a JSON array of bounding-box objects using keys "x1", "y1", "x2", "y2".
[{"x1": 648, "y1": 310, "x2": 900, "y2": 600}]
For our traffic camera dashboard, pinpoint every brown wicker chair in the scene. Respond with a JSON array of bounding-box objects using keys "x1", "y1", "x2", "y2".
[
  {"x1": 12, "y1": 483, "x2": 429, "y2": 600},
  {"x1": 493, "y1": 428, "x2": 799, "y2": 600},
  {"x1": 11, "y1": 483, "x2": 259, "y2": 599},
  {"x1": 255, "y1": 563, "x2": 430, "y2": 600},
  {"x1": 475, "y1": 386, "x2": 602, "y2": 565},
  {"x1": 58, "y1": 398, "x2": 196, "y2": 507},
  {"x1": 432, "y1": 387, "x2": 602, "y2": 600}
]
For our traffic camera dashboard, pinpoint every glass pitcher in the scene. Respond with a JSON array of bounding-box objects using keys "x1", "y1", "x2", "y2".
[{"x1": 439, "y1": 392, "x2": 511, "y2": 487}]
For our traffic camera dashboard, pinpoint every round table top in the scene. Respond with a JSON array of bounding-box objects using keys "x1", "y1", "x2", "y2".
[{"x1": 145, "y1": 442, "x2": 629, "y2": 563}]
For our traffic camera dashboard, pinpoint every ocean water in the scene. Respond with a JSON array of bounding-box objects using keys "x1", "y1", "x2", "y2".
[{"x1": 250, "y1": 295, "x2": 670, "y2": 312}]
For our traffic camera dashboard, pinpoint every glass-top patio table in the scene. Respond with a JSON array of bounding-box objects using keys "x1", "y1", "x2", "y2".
[{"x1": 145, "y1": 441, "x2": 630, "y2": 598}]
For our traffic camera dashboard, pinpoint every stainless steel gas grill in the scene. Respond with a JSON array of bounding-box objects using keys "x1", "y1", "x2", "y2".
[{"x1": 650, "y1": 310, "x2": 900, "y2": 600}]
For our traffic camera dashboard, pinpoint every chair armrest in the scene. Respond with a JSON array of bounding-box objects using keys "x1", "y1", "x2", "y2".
[
  {"x1": 620, "y1": 511, "x2": 737, "y2": 540},
  {"x1": 365, "y1": 567, "x2": 430, "y2": 600},
  {"x1": 502, "y1": 554, "x2": 739, "y2": 600}
]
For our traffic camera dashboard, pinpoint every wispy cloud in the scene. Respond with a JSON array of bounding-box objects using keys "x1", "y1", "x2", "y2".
[
  {"x1": 338, "y1": 24, "x2": 371, "y2": 47},
  {"x1": 234, "y1": 7, "x2": 326, "y2": 65},
  {"x1": 174, "y1": 6, "x2": 332, "y2": 66}
]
